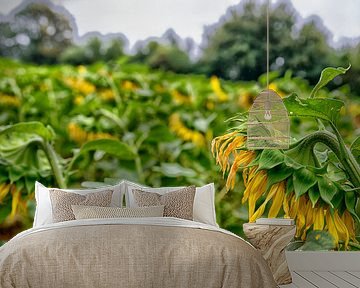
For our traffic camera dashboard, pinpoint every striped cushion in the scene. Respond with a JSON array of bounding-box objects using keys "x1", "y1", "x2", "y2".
[{"x1": 72, "y1": 205, "x2": 164, "y2": 219}]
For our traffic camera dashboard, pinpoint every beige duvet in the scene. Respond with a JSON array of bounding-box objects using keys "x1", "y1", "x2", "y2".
[{"x1": 0, "y1": 218, "x2": 276, "y2": 288}]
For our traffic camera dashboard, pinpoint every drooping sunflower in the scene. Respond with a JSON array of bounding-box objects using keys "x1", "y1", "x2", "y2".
[
  {"x1": 67, "y1": 123, "x2": 115, "y2": 145},
  {"x1": 0, "y1": 183, "x2": 31, "y2": 221},
  {"x1": 169, "y1": 113, "x2": 206, "y2": 147},
  {"x1": 212, "y1": 130, "x2": 358, "y2": 249}
]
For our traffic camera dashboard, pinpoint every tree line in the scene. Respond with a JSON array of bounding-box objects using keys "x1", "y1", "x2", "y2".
[{"x1": 0, "y1": 1, "x2": 359, "y2": 89}]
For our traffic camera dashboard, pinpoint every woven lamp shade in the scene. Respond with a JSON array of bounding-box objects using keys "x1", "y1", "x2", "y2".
[{"x1": 247, "y1": 89, "x2": 290, "y2": 150}]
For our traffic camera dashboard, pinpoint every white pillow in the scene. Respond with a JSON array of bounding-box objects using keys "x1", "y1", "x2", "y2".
[
  {"x1": 124, "y1": 180, "x2": 218, "y2": 227},
  {"x1": 33, "y1": 181, "x2": 125, "y2": 227}
]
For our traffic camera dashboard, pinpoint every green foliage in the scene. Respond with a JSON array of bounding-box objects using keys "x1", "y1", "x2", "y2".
[
  {"x1": 0, "y1": 122, "x2": 54, "y2": 140},
  {"x1": 293, "y1": 168, "x2": 317, "y2": 198},
  {"x1": 300, "y1": 230, "x2": 336, "y2": 251},
  {"x1": 283, "y1": 94, "x2": 344, "y2": 124},
  {"x1": 78, "y1": 139, "x2": 136, "y2": 160},
  {"x1": 351, "y1": 136, "x2": 360, "y2": 164},
  {"x1": 59, "y1": 37, "x2": 125, "y2": 65},
  {"x1": 258, "y1": 150, "x2": 284, "y2": 171},
  {"x1": 0, "y1": 57, "x2": 242, "y2": 235},
  {"x1": 0, "y1": 2, "x2": 73, "y2": 64},
  {"x1": 310, "y1": 65, "x2": 351, "y2": 98},
  {"x1": 0, "y1": 58, "x2": 359, "y2": 242},
  {"x1": 216, "y1": 64, "x2": 360, "y2": 249},
  {"x1": 198, "y1": 1, "x2": 339, "y2": 84},
  {"x1": 131, "y1": 41, "x2": 193, "y2": 73}
]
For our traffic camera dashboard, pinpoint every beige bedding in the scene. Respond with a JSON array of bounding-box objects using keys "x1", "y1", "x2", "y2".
[{"x1": 0, "y1": 218, "x2": 276, "y2": 288}]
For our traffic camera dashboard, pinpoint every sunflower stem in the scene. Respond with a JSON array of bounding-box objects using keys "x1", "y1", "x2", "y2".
[
  {"x1": 330, "y1": 122, "x2": 360, "y2": 187},
  {"x1": 287, "y1": 130, "x2": 360, "y2": 189},
  {"x1": 338, "y1": 240, "x2": 360, "y2": 250},
  {"x1": 42, "y1": 141, "x2": 67, "y2": 189}
]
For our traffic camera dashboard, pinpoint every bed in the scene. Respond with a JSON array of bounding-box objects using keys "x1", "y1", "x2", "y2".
[{"x1": 0, "y1": 181, "x2": 276, "y2": 288}]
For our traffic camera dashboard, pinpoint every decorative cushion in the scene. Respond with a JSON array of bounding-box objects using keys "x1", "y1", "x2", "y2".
[
  {"x1": 125, "y1": 181, "x2": 218, "y2": 226},
  {"x1": 72, "y1": 205, "x2": 164, "y2": 219},
  {"x1": 33, "y1": 181, "x2": 124, "y2": 227},
  {"x1": 49, "y1": 189, "x2": 113, "y2": 222},
  {"x1": 132, "y1": 186, "x2": 196, "y2": 220}
]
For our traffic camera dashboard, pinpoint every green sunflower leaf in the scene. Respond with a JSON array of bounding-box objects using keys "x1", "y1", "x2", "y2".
[
  {"x1": 286, "y1": 177, "x2": 294, "y2": 195},
  {"x1": 283, "y1": 93, "x2": 344, "y2": 125},
  {"x1": 293, "y1": 167, "x2": 317, "y2": 198},
  {"x1": 0, "y1": 121, "x2": 54, "y2": 141},
  {"x1": 350, "y1": 136, "x2": 360, "y2": 164},
  {"x1": 300, "y1": 230, "x2": 335, "y2": 251},
  {"x1": 318, "y1": 177, "x2": 338, "y2": 207},
  {"x1": 265, "y1": 164, "x2": 293, "y2": 192},
  {"x1": 310, "y1": 65, "x2": 351, "y2": 98},
  {"x1": 308, "y1": 186, "x2": 320, "y2": 207},
  {"x1": 331, "y1": 192, "x2": 344, "y2": 210},
  {"x1": 258, "y1": 149, "x2": 284, "y2": 171},
  {"x1": 79, "y1": 139, "x2": 136, "y2": 160},
  {"x1": 345, "y1": 191, "x2": 360, "y2": 222}
]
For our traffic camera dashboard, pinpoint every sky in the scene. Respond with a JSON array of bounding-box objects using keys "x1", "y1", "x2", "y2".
[{"x1": 0, "y1": 0, "x2": 359, "y2": 47}]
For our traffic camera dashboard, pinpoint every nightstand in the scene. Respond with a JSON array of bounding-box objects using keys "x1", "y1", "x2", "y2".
[{"x1": 243, "y1": 220, "x2": 296, "y2": 285}]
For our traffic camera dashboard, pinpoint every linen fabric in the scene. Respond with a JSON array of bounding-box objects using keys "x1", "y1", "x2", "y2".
[
  {"x1": 132, "y1": 186, "x2": 196, "y2": 220},
  {"x1": 0, "y1": 218, "x2": 277, "y2": 288},
  {"x1": 72, "y1": 205, "x2": 164, "y2": 219},
  {"x1": 50, "y1": 189, "x2": 113, "y2": 222},
  {"x1": 125, "y1": 181, "x2": 218, "y2": 226}
]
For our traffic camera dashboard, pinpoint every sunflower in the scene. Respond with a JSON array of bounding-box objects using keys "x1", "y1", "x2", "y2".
[
  {"x1": 170, "y1": 90, "x2": 192, "y2": 105},
  {"x1": 212, "y1": 131, "x2": 357, "y2": 249},
  {"x1": 210, "y1": 76, "x2": 229, "y2": 102},
  {"x1": 67, "y1": 123, "x2": 115, "y2": 144},
  {"x1": 64, "y1": 77, "x2": 96, "y2": 95},
  {"x1": 99, "y1": 89, "x2": 115, "y2": 101},
  {"x1": 0, "y1": 94, "x2": 21, "y2": 107},
  {"x1": 121, "y1": 80, "x2": 139, "y2": 91},
  {"x1": 0, "y1": 183, "x2": 31, "y2": 220},
  {"x1": 268, "y1": 83, "x2": 286, "y2": 98},
  {"x1": 0, "y1": 183, "x2": 11, "y2": 203},
  {"x1": 169, "y1": 113, "x2": 206, "y2": 147},
  {"x1": 238, "y1": 91, "x2": 256, "y2": 109}
]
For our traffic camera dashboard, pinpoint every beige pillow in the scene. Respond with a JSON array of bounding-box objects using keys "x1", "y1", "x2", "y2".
[
  {"x1": 71, "y1": 205, "x2": 164, "y2": 219},
  {"x1": 49, "y1": 189, "x2": 113, "y2": 222},
  {"x1": 132, "y1": 186, "x2": 196, "y2": 220}
]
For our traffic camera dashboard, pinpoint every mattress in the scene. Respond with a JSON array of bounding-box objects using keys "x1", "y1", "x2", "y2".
[{"x1": 0, "y1": 217, "x2": 276, "y2": 288}]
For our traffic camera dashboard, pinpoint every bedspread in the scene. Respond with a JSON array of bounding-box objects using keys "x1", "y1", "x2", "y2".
[{"x1": 0, "y1": 218, "x2": 276, "y2": 288}]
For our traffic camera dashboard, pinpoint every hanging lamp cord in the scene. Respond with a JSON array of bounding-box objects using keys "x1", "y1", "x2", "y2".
[{"x1": 266, "y1": 0, "x2": 270, "y2": 90}]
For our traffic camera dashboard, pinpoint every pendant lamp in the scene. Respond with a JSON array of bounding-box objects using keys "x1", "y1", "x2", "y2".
[{"x1": 247, "y1": 0, "x2": 290, "y2": 150}]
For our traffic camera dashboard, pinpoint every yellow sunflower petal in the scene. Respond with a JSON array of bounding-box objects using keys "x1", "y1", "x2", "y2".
[
  {"x1": 342, "y1": 210, "x2": 356, "y2": 242},
  {"x1": 0, "y1": 183, "x2": 11, "y2": 203},
  {"x1": 295, "y1": 196, "x2": 307, "y2": 238},
  {"x1": 268, "y1": 181, "x2": 285, "y2": 218},
  {"x1": 326, "y1": 209, "x2": 339, "y2": 247},
  {"x1": 10, "y1": 185, "x2": 21, "y2": 219},
  {"x1": 283, "y1": 192, "x2": 292, "y2": 218},
  {"x1": 226, "y1": 150, "x2": 255, "y2": 190},
  {"x1": 248, "y1": 170, "x2": 267, "y2": 220},
  {"x1": 301, "y1": 199, "x2": 314, "y2": 240},
  {"x1": 313, "y1": 206, "x2": 325, "y2": 230},
  {"x1": 250, "y1": 181, "x2": 282, "y2": 222},
  {"x1": 289, "y1": 194, "x2": 299, "y2": 220},
  {"x1": 220, "y1": 136, "x2": 245, "y2": 170},
  {"x1": 333, "y1": 210, "x2": 349, "y2": 248}
]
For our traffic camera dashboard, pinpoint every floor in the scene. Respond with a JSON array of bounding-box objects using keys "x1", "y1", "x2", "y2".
[{"x1": 279, "y1": 271, "x2": 360, "y2": 288}]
